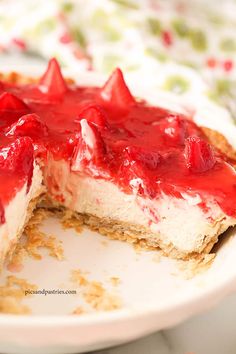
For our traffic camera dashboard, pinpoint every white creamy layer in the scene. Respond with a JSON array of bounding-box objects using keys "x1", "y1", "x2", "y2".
[
  {"x1": 44, "y1": 159, "x2": 235, "y2": 254},
  {"x1": 0, "y1": 163, "x2": 43, "y2": 264}
]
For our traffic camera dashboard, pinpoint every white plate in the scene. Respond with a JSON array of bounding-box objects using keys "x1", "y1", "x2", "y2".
[{"x1": 1, "y1": 62, "x2": 236, "y2": 354}]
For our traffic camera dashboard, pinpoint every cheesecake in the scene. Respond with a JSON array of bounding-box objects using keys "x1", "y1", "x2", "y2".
[
  {"x1": 0, "y1": 58, "x2": 236, "y2": 263},
  {"x1": 0, "y1": 136, "x2": 43, "y2": 267}
]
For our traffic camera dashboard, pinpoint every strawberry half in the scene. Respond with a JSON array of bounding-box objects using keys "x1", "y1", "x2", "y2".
[
  {"x1": 39, "y1": 58, "x2": 67, "y2": 98},
  {"x1": 0, "y1": 92, "x2": 29, "y2": 112},
  {"x1": 185, "y1": 136, "x2": 216, "y2": 173},
  {"x1": 123, "y1": 146, "x2": 161, "y2": 198},
  {"x1": 71, "y1": 119, "x2": 106, "y2": 176},
  {"x1": 6, "y1": 113, "x2": 48, "y2": 138},
  {"x1": 99, "y1": 68, "x2": 135, "y2": 110},
  {"x1": 0, "y1": 137, "x2": 34, "y2": 192},
  {"x1": 77, "y1": 104, "x2": 107, "y2": 129},
  {"x1": 0, "y1": 199, "x2": 5, "y2": 225}
]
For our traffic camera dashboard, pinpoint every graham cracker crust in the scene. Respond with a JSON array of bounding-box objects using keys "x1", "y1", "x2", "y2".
[
  {"x1": 41, "y1": 200, "x2": 223, "y2": 261},
  {"x1": 0, "y1": 275, "x2": 37, "y2": 315}
]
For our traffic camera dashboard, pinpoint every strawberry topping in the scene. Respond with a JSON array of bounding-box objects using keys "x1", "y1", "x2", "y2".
[
  {"x1": 0, "y1": 137, "x2": 34, "y2": 192},
  {"x1": 6, "y1": 113, "x2": 48, "y2": 138},
  {"x1": 185, "y1": 136, "x2": 216, "y2": 173},
  {"x1": 125, "y1": 146, "x2": 162, "y2": 171},
  {"x1": 99, "y1": 68, "x2": 135, "y2": 110},
  {"x1": 0, "y1": 199, "x2": 5, "y2": 224},
  {"x1": 39, "y1": 58, "x2": 67, "y2": 97},
  {"x1": 123, "y1": 146, "x2": 161, "y2": 198},
  {"x1": 0, "y1": 59, "x2": 235, "y2": 218},
  {"x1": 160, "y1": 115, "x2": 187, "y2": 144},
  {"x1": 77, "y1": 104, "x2": 107, "y2": 129},
  {"x1": 0, "y1": 92, "x2": 29, "y2": 112}
]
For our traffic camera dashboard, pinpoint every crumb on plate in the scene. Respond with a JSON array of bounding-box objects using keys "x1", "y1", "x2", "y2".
[{"x1": 70, "y1": 269, "x2": 122, "y2": 313}]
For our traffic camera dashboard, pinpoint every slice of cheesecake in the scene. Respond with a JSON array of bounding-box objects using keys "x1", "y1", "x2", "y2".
[
  {"x1": 0, "y1": 59, "x2": 236, "y2": 261},
  {"x1": 0, "y1": 135, "x2": 43, "y2": 267}
]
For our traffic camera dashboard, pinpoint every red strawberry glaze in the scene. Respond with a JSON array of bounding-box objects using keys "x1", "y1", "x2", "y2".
[
  {"x1": 0, "y1": 137, "x2": 34, "y2": 223},
  {"x1": 0, "y1": 59, "x2": 235, "y2": 222},
  {"x1": 0, "y1": 199, "x2": 5, "y2": 224}
]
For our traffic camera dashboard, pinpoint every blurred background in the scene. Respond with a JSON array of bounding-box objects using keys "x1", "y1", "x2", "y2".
[
  {"x1": 1, "y1": 1, "x2": 236, "y2": 353},
  {"x1": 0, "y1": 0, "x2": 236, "y2": 117}
]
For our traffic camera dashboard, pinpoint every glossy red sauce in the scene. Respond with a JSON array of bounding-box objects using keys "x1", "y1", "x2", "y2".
[{"x1": 0, "y1": 60, "x2": 235, "y2": 225}]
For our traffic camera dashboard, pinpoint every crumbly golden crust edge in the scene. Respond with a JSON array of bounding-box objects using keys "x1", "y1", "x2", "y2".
[{"x1": 41, "y1": 196, "x2": 228, "y2": 261}]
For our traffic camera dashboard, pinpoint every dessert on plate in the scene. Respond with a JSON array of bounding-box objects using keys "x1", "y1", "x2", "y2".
[{"x1": 0, "y1": 58, "x2": 236, "y2": 263}]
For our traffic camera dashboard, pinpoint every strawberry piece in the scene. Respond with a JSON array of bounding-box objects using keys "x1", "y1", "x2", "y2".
[
  {"x1": 56, "y1": 132, "x2": 80, "y2": 160},
  {"x1": 122, "y1": 146, "x2": 161, "y2": 198},
  {"x1": 6, "y1": 113, "x2": 48, "y2": 138},
  {"x1": 185, "y1": 136, "x2": 216, "y2": 173},
  {"x1": 0, "y1": 199, "x2": 5, "y2": 224},
  {"x1": 71, "y1": 119, "x2": 106, "y2": 175},
  {"x1": 39, "y1": 58, "x2": 67, "y2": 97},
  {"x1": 0, "y1": 92, "x2": 29, "y2": 112},
  {"x1": 0, "y1": 137, "x2": 34, "y2": 192},
  {"x1": 160, "y1": 115, "x2": 186, "y2": 144},
  {"x1": 125, "y1": 146, "x2": 161, "y2": 170},
  {"x1": 77, "y1": 104, "x2": 107, "y2": 128},
  {"x1": 99, "y1": 68, "x2": 135, "y2": 110}
]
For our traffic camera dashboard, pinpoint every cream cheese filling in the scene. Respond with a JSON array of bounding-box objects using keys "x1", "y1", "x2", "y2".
[
  {"x1": 0, "y1": 163, "x2": 43, "y2": 263},
  {"x1": 44, "y1": 159, "x2": 236, "y2": 254}
]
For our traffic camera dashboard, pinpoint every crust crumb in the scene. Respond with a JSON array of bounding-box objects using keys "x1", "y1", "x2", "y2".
[
  {"x1": 59, "y1": 209, "x2": 84, "y2": 233},
  {"x1": 8, "y1": 209, "x2": 64, "y2": 269},
  {"x1": 71, "y1": 269, "x2": 89, "y2": 287},
  {"x1": 0, "y1": 296, "x2": 30, "y2": 315},
  {"x1": 24, "y1": 209, "x2": 64, "y2": 261},
  {"x1": 72, "y1": 306, "x2": 85, "y2": 315},
  {"x1": 7, "y1": 245, "x2": 27, "y2": 272},
  {"x1": 84, "y1": 281, "x2": 121, "y2": 311},
  {"x1": 70, "y1": 269, "x2": 122, "y2": 312},
  {"x1": 0, "y1": 276, "x2": 37, "y2": 314},
  {"x1": 109, "y1": 277, "x2": 121, "y2": 286}
]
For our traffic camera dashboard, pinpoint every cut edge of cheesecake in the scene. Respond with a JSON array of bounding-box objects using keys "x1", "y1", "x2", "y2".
[
  {"x1": 42, "y1": 196, "x2": 232, "y2": 261},
  {"x1": 1, "y1": 70, "x2": 236, "y2": 263},
  {"x1": 0, "y1": 163, "x2": 44, "y2": 269}
]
